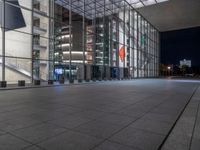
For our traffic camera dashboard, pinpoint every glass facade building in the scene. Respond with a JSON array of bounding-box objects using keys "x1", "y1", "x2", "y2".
[{"x1": 0, "y1": 0, "x2": 159, "y2": 83}]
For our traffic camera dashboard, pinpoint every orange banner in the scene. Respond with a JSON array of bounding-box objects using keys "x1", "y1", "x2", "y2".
[
  {"x1": 119, "y1": 46, "x2": 125, "y2": 62},
  {"x1": 88, "y1": 48, "x2": 91, "y2": 64}
]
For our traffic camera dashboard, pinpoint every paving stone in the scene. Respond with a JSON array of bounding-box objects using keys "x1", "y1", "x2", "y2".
[
  {"x1": 96, "y1": 113, "x2": 137, "y2": 126},
  {"x1": 142, "y1": 113, "x2": 176, "y2": 123},
  {"x1": 162, "y1": 139, "x2": 190, "y2": 150},
  {"x1": 0, "y1": 117, "x2": 43, "y2": 132},
  {"x1": 129, "y1": 118, "x2": 172, "y2": 135},
  {"x1": 71, "y1": 110, "x2": 108, "y2": 119},
  {"x1": 29, "y1": 110, "x2": 67, "y2": 122},
  {"x1": 74, "y1": 120, "x2": 123, "y2": 139},
  {"x1": 0, "y1": 79, "x2": 199, "y2": 150},
  {"x1": 47, "y1": 115, "x2": 92, "y2": 129},
  {"x1": 0, "y1": 134, "x2": 31, "y2": 150},
  {"x1": 161, "y1": 87, "x2": 200, "y2": 150},
  {"x1": 38, "y1": 130, "x2": 103, "y2": 150},
  {"x1": 191, "y1": 138, "x2": 200, "y2": 150},
  {"x1": 11, "y1": 123, "x2": 67, "y2": 144},
  {"x1": 53, "y1": 106, "x2": 83, "y2": 114},
  {"x1": 0, "y1": 129, "x2": 6, "y2": 136},
  {"x1": 93, "y1": 141, "x2": 138, "y2": 150},
  {"x1": 110, "y1": 127, "x2": 165, "y2": 150},
  {"x1": 151, "y1": 107, "x2": 181, "y2": 116},
  {"x1": 23, "y1": 145, "x2": 44, "y2": 150}
]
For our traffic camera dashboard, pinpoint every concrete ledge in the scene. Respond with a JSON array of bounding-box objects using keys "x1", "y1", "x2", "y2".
[
  {"x1": 48, "y1": 80, "x2": 54, "y2": 85},
  {"x1": 34, "y1": 80, "x2": 40, "y2": 85},
  {"x1": 18, "y1": 80, "x2": 25, "y2": 87}
]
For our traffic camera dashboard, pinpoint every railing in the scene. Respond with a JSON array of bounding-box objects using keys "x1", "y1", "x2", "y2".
[
  {"x1": 5, "y1": 53, "x2": 31, "y2": 74},
  {"x1": 1, "y1": 53, "x2": 50, "y2": 81}
]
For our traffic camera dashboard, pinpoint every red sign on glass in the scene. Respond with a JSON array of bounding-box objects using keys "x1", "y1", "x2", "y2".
[{"x1": 119, "y1": 46, "x2": 125, "y2": 62}]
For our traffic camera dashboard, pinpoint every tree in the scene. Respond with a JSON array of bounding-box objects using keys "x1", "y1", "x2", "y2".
[{"x1": 180, "y1": 65, "x2": 189, "y2": 75}]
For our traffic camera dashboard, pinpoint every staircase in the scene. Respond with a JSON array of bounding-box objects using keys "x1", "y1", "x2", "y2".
[
  {"x1": 0, "y1": 58, "x2": 32, "y2": 79},
  {"x1": 0, "y1": 57, "x2": 47, "y2": 81}
]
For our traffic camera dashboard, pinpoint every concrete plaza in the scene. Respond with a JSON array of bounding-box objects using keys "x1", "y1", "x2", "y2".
[{"x1": 0, "y1": 79, "x2": 199, "y2": 150}]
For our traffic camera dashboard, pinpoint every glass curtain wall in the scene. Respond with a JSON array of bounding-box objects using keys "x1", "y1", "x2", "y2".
[
  {"x1": 0, "y1": 0, "x2": 54, "y2": 83},
  {"x1": 0, "y1": 0, "x2": 159, "y2": 84},
  {"x1": 55, "y1": 0, "x2": 159, "y2": 81}
]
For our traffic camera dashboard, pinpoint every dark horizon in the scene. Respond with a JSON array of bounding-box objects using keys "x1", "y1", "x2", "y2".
[{"x1": 161, "y1": 27, "x2": 200, "y2": 66}]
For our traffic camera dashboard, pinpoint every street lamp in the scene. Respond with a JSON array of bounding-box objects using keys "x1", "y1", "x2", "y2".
[{"x1": 167, "y1": 66, "x2": 171, "y2": 76}]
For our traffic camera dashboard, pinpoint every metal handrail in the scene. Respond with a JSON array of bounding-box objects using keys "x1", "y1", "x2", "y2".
[{"x1": 3, "y1": 53, "x2": 49, "y2": 81}]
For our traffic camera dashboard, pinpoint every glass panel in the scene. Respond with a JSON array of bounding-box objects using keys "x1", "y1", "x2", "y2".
[
  {"x1": 5, "y1": 31, "x2": 31, "y2": 58},
  {"x1": 5, "y1": 57, "x2": 32, "y2": 83},
  {"x1": 132, "y1": 2, "x2": 144, "y2": 8},
  {"x1": 0, "y1": 27, "x2": 2, "y2": 81},
  {"x1": 4, "y1": 2, "x2": 31, "y2": 33},
  {"x1": 0, "y1": 0, "x2": 161, "y2": 84},
  {"x1": 143, "y1": 0, "x2": 156, "y2": 6},
  {"x1": 156, "y1": 0, "x2": 169, "y2": 3},
  {"x1": 0, "y1": 0, "x2": 4, "y2": 81},
  {"x1": 5, "y1": 0, "x2": 32, "y2": 10},
  {"x1": 54, "y1": 1, "x2": 70, "y2": 81}
]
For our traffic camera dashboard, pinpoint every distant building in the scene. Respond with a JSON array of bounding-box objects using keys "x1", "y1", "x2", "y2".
[{"x1": 180, "y1": 59, "x2": 191, "y2": 67}]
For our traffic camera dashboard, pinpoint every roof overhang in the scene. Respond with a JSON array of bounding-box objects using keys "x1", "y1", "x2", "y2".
[{"x1": 137, "y1": 0, "x2": 200, "y2": 31}]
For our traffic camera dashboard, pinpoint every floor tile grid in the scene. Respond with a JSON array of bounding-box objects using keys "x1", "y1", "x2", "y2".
[
  {"x1": 44, "y1": 116, "x2": 98, "y2": 131},
  {"x1": 53, "y1": 93, "x2": 156, "y2": 123},
  {"x1": 0, "y1": 89, "x2": 149, "y2": 149},
  {"x1": 0, "y1": 108, "x2": 50, "y2": 123},
  {"x1": 0, "y1": 120, "x2": 45, "y2": 133},
  {"x1": 8, "y1": 120, "x2": 85, "y2": 142},
  {"x1": 30, "y1": 85, "x2": 195, "y2": 150},
  {"x1": 22, "y1": 145, "x2": 45, "y2": 150},
  {"x1": 158, "y1": 86, "x2": 199, "y2": 150},
  {"x1": 2, "y1": 132, "x2": 41, "y2": 150},
  {"x1": 7, "y1": 124, "x2": 70, "y2": 150},
  {"x1": 189, "y1": 88, "x2": 200, "y2": 150},
  {"x1": 57, "y1": 92, "x2": 150, "y2": 114},
  {"x1": 0, "y1": 114, "x2": 74, "y2": 149},
  {"x1": 22, "y1": 97, "x2": 166, "y2": 150},
  {"x1": 0, "y1": 79, "x2": 199, "y2": 150},
  {"x1": 86, "y1": 93, "x2": 165, "y2": 118},
  {"x1": 98, "y1": 89, "x2": 197, "y2": 149},
  {"x1": 160, "y1": 88, "x2": 200, "y2": 150},
  {"x1": 83, "y1": 95, "x2": 173, "y2": 150}
]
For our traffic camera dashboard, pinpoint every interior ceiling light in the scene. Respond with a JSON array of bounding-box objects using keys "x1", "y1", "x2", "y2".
[{"x1": 55, "y1": 0, "x2": 169, "y2": 19}]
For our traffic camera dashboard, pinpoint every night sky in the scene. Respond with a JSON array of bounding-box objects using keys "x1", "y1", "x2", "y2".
[{"x1": 161, "y1": 27, "x2": 200, "y2": 66}]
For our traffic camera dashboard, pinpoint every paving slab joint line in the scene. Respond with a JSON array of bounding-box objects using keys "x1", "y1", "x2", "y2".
[
  {"x1": 7, "y1": 128, "x2": 69, "y2": 150},
  {"x1": 21, "y1": 144, "x2": 47, "y2": 150},
  {"x1": 157, "y1": 85, "x2": 200, "y2": 150},
  {"x1": 189, "y1": 91, "x2": 200, "y2": 150},
  {"x1": 0, "y1": 79, "x2": 137, "y2": 91},
  {"x1": 89, "y1": 95, "x2": 171, "y2": 150},
  {"x1": 0, "y1": 81, "x2": 101, "y2": 91}
]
